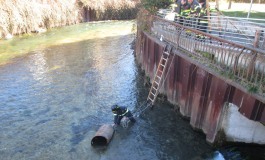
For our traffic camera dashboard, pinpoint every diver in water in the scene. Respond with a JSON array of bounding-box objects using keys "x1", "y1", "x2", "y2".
[{"x1": 111, "y1": 104, "x2": 136, "y2": 127}]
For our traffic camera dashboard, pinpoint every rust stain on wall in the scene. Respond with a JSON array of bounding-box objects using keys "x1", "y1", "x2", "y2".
[
  {"x1": 202, "y1": 76, "x2": 228, "y2": 142},
  {"x1": 136, "y1": 32, "x2": 265, "y2": 143},
  {"x1": 190, "y1": 68, "x2": 209, "y2": 128}
]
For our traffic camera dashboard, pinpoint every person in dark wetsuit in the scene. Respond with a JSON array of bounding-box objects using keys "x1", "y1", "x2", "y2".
[{"x1": 111, "y1": 105, "x2": 136, "y2": 127}]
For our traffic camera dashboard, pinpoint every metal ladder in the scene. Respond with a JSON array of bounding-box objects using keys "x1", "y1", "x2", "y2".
[{"x1": 147, "y1": 44, "x2": 172, "y2": 106}]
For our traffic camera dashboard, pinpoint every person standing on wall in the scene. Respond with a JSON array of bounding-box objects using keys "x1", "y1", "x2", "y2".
[
  {"x1": 187, "y1": 0, "x2": 201, "y2": 29},
  {"x1": 175, "y1": 0, "x2": 191, "y2": 25},
  {"x1": 198, "y1": 0, "x2": 208, "y2": 33}
]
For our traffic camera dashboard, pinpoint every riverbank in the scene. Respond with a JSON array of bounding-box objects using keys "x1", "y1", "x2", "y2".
[
  {"x1": 0, "y1": 20, "x2": 135, "y2": 66},
  {"x1": 0, "y1": 0, "x2": 139, "y2": 39}
]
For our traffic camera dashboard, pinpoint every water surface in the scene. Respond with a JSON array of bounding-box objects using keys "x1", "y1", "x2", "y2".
[{"x1": 0, "y1": 21, "x2": 263, "y2": 160}]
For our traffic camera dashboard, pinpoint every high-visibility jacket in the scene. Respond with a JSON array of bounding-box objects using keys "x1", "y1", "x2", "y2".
[
  {"x1": 199, "y1": 0, "x2": 207, "y2": 17},
  {"x1": 189, "y1": 0, "x2": 201, "y2": 15},
  {"x1": 180, "y1": 0, "x2": 191, "y2": 16},
  {"x1": 181, "y1": 8, "x2": 191, "y2": 16}
]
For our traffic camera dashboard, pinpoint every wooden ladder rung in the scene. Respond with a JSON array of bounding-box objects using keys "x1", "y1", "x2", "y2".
[
  {"x1": 164, "y1": 52, "x2": 169, "y2": 55},
  {"x1": 156, "y1": 76, "x2": 161, "y2": 80},
  {"x1": 148, "y1": 97, "x2": 154, "y2": 102}
]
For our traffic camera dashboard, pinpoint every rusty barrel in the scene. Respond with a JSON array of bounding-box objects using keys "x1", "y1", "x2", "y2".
[{"x1": 91, "y1": 124, "x2": 114, "y2": 146}]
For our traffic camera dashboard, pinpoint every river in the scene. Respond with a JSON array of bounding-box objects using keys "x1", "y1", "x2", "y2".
[{"x1": 0, "y1": 21, "x2": 264, "y2": 160}]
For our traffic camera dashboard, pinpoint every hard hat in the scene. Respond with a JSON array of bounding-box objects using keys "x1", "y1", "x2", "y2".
[{"x1": 111, "y1": 104, "x2": 119, "y2": 111}]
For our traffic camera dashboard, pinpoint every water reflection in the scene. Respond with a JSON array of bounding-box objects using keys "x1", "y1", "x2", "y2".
[{"x1": 28, "y1": 51, "x2": 52, "y2": 84}]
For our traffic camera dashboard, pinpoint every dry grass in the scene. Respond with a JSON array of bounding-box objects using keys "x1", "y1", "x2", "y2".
[
  {"x1": 80, "y1": 0, "x2": 141, "y2": 20},
  {"x1": 0, "y1": 0, "x2": 140, "y2": 38},
  {"x1": 0, "y1": 0, "x2": 79, "y2": 37},
  {"x1": 80, "y1": 0, "x2": 140, "y2": 11}
]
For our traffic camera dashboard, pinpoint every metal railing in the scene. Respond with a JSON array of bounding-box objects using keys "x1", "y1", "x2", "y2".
[
  {"x1": 156, "y1": 9, "x2": 265, "y2": 50},
  {"x1": 201, "y1": 15, "x2": 265, "y2": 48},
  {"x1": 150, "y1": 15, "x2": 265, "y2": 96}
]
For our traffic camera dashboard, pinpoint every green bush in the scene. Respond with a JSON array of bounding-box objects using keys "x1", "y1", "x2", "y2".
[{"x1": 141, "y1": 0, "x2": 174, "y2": 13}]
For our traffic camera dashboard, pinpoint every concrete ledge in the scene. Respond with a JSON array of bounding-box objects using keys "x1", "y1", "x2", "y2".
[{"x1": 221, "y1": 103, "x2": 265, "y2": 144}]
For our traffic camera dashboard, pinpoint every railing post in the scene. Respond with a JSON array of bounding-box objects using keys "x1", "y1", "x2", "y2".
[
  {"x1": 233, "y1": 48, "x2": 245, "y2": 74},
  {"x1": 253, "y1": 30, "x2": 261, "y2": 48},
  {"x1": 261, "y1": 31, "x2": 265, "y2": 50},
  {"x1": 247, "y1": 52, "x2": 257, "y2": 82}
]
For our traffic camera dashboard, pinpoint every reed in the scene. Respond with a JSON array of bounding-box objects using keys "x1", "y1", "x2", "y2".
[
  {"x1": 79, "y1": 0, "x2": 140, "y2": 20},
  {"x1": 0, "y1": 0, "x2": 140, "y2": 38}
]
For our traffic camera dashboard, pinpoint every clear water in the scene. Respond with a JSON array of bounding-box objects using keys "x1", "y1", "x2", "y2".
[
  {"x1": 0, "y1": 21, "x2": 264, "y2": 160},
  {"x1": 0, "y1": 21, "x2": 133, "y2": 64}
]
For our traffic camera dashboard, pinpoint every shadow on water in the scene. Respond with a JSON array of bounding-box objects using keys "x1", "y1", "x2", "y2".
[{"x1": 200, "y1": 144, "x2": 265, "y2": 160}]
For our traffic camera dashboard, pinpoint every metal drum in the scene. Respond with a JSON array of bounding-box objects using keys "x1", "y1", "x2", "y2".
[{"x1": 91, "y1": 124, "x2": 114, "y2": 146}]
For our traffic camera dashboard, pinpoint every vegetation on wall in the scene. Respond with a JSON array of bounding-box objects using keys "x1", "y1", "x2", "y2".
[
  {"x1": 141, "y1": 0, "x2": 174, "y2": 13},
  {"x1": 136, "y1": 9, "x2": 153, "y2": 32}
]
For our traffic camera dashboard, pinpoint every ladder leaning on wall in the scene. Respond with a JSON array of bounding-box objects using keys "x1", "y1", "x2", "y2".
[{"x1": 147, "y1": 44, "x2": 172, "y2": 107}]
